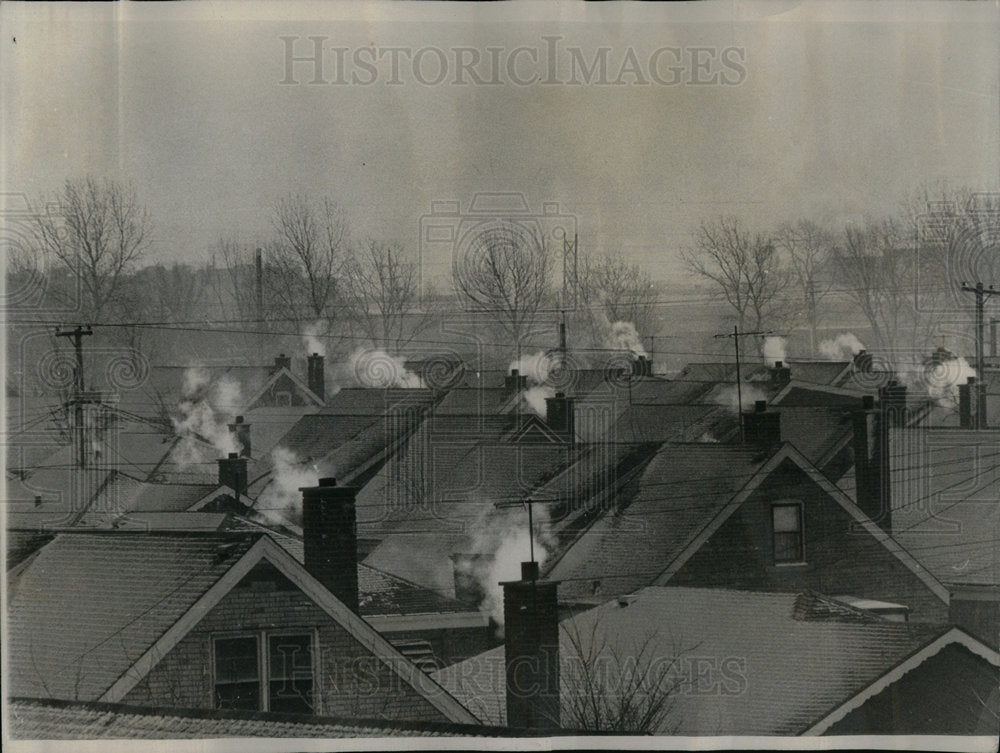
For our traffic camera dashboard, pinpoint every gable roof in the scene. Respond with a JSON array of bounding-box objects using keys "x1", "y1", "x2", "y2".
[
  {"x1": 544, "y1": 443, "x2": 768, "y2": 601},
  {"x1": 6, "y1": 531, "x2": 477, "y2": 724},
  {"x1": 545, "y1": 443, "x2": 949, "y2": 605},
  {"x1": 433, "y1": 586, "x2": 995, "y2": 735},
  {"x1": 243, "y1": 365, "x2": 324, "y2": 409}
]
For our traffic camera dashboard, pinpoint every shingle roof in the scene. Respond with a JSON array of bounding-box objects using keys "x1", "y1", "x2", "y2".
[
  {"x1": 889, "y1": 428, "x2": 1000, "y2": 587},
  {"x1": 357, "y1": 440, "x2": 577, "y2": 593},
  {"x1": 251, "y1": 525, "x2": 480, "y2": 617},
  {"x1": 777, "y1": 407, "x2": 854, "y2": 466},
  {"x1": 545, "y1": 443, "x2": 767, "y2": 602},
  {"x1": 676, "y1": 361, "x2": 851, "y2": 388},
  {"x1": 7, "y1": 532, "x2": 260, "y2": 700},
  {"x1": 8, "y1": 698, "x2": 515, "y2": 739},
  {"x1": 433, "y1": 586, "x2": 954, "y2": 734}
]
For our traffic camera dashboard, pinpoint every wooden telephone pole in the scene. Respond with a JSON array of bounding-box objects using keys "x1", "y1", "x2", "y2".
[
  {"x1": 960, "y1": 282, "x2": 997, "y2": 428},
  {"x1": 715, "y1": 326, "x2": 771, "y2": 442},
  {"x1": 55, "y1": 325, "x2": 93, "y2": 468}
]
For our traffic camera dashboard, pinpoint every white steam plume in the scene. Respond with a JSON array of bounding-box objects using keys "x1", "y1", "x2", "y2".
[
  {"x1": 509, "y1": 351, "x2": 554, "y2": 384},
  {"x1": 459, "y1": 506, "x2": 556, "y2": 632},
  {"x1": 763, "y1": 336, "x2": 787, "y2": 364},
  {"x1": 819, "y1": 333, "x2": 866, "y2": 361},
  {"x1": 711, "y1": 383, "x2": 768, "y2": 413},
  {"x1": 350, "y1": 347, "x2": 424, "y2": 388},
  {"x1": 303, "y1": 321, "x2": 328, "y2": 358},
  {"x1": 903, "y1": 355, "x2": 976, "y2": 407},
  {"x1": 608, "y1": 321, "x2": 648, "y2": 358},
  {"x1": 523, "y1": 385, "x2": 556, "y2": 417},
  {"x1": 255, "y1": 446, "x2": 321, "y2": 523},
  {"x1": 170, "y1": 369, "x2": 243, "y2": 466}
]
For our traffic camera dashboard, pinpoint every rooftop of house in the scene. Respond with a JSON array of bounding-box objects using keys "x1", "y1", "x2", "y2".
[
  {"x1": 5, "y1": 530, "x2": 480, "y2": 718},
  {"x1": 543, "y1": 442, "x2": 768, "y2": 602},
  {"x1": 236, "y1": 522, "x2": 483, "y2": 618},
  {"x1": 889, "y1": 428, "x2": 1000, "y2": 587},
  {"x1": 7, "y1": 531, "x2": 261, "y2": 701},
  {"x1": 357, "y1": 439, "x2": 579, "y2": 593},
  {"x1": 433, "y1": 586, "x2": 995, "y2": 735},
  {"x1": 675, "y1": 359, "x2": 857, "y2": 389},
  {"x1": 7, "y1": 697, "x2": 521, "y2": 740}
]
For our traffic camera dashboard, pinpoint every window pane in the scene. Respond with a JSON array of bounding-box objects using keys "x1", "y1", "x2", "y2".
[
  {"x1": 773, "y1": 505, "x2": 800, "y2": 533},
  {"x1": 268, "y1": 634, "x2": 314, "y2": 714},
  {"x1": 774, "y1": 532, "x2": 802, "y2": 562},
  {"x1": 268, "y1": 635, "x2": 312, "y2": 679},
  {"x1": 269, "y1": 679, "x2": 314, "y2": 714},
  {"x1": 216, "y1": 681, "x2": 261, "y2": 711},
  {"x1": 215, "y1": 637, "x2": 259, "y2": 682}
]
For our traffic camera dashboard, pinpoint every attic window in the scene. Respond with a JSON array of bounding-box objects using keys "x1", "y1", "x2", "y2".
[
  {"x1": 772, "y1": 503, "x2": 804, "y2": 564},
  {"x1": 214, "y1": 631, "x2": 315, "y2": 713},
  {"x1": 214, "y1": 636, "x2": 260, "y2": 711},
  {"x1": 275, "y1": 391, "x2": 292, "y2": 407}
]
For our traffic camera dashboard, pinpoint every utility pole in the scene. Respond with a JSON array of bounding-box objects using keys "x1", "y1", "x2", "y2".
[
  {"x1": 961, "y1": 282, "x2": 997, "y2": 429},
  {"x1": 255, "y1": 247, "x2": 264, "y2": 322},
  {"x1": 55, "y1": 325, "x2": 93, "y2": 468},
  {"x1": 715, "y1": 326, "x2": 771, "y2": 442}
]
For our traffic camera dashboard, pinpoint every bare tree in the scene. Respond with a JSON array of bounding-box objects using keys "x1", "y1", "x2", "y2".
[
  {"x1": 121, "y1": 263, "x2": 211, "y2": 363},
  {"x1": 209, "y1": 238, "x2": 274, "y2": 362},
  {"x1": 682, "y1": 216, "x2": 789, "y2": 354},
  {"x1": 454, "y1": 220, "x2": 553, "y2": 349},
  {"x1": 560, "y1": 613, "x2": 690, "y2": 733},
  {"x1": 267, "y1": 194, "x2": 347, "y2": 329},
  {"x1": 774, "y1": 220, "x2": 835, "y2": 357},
  {"x1": 342, "y1": 240, "x2": 430, "y2": 351},
  {"x1": 903, "y1": 185, "x2": 1000, "y2": 351},
  {"x1": 577, "y1": 252, "x2": 662, "y2": 341},
  {"x1": 33, "y1": 176, "x2": 151, "y2": 322},
  {"x1": 831, "y1": 218, "x2": 915, "y2": 356}
]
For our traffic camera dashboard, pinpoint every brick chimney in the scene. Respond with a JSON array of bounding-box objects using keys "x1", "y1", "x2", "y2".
[
  {"x1": 770, "y1": 361, "x2": 791, "y2": 387},
  {"x1": 631, "y1": 355, "x2": 653, "y2": 378},
  {"x1": 271, "y1": 353, "x2": 291, "y2": 375},
  {"x1": 502, "y1": 561, "x2": 560, "y2": 730},
  {"x1": 853, "y1": 349, "x2": 874, "y2": 372},
  {"x1": 505, "y1": 369, "x2": 528, "y2": 397},
  {"x1": 306, "y1": 353, "x2": 325, "y2": 403},
  {"x1": 300, "y1": 477, "x2": 359, "y2": 612},
  {"x1": 217, "y1": 453, "x2": 248, "y2": 498},
  {"x1": 227, "y1": 415, "x2": 251, "y2": 458},
  {"x1": 544, "y1": 392, "x2": 575, "y2": 441},
  {"x1": 742, "y1": 400, "x2": 781, "y2": 447},
  {"x1": 852, "y1": 395, "x2": 891, "y2": 531},
  {"x1": 959, "y1": 377, "x2": 976, "y2": 429}
]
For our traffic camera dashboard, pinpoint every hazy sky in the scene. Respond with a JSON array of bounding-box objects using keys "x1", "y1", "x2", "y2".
[{"x1": 3, "y1": 1, "x2": 998, "y2": 286}]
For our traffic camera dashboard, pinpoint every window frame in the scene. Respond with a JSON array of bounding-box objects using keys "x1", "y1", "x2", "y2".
[
  {"x1": 771, "y1": 501, "x2": 806, "y2": 566},
  {"x1": 211, "y1": 628, "x2": 319, "y2": 714}
]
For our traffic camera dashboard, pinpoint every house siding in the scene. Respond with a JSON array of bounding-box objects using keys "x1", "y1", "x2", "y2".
[
  {"x1": 383, "y1": 626, "x2": 498, "y2": 669},
  {"x1": 670, "y1": 460, "x2": 949, "y2": 623},
  {"x1": 122, "y1": 564, "x2": 449, "y2": 722}
]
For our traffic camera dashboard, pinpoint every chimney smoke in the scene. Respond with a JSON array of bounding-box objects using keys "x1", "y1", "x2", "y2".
[{"x1": 227, "y1": 415, "x2": 251, "y2": 458}]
